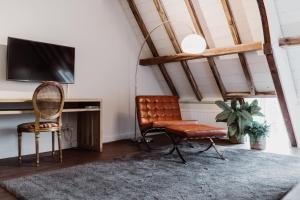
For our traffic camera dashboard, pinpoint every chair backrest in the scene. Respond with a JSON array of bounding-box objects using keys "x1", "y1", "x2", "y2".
[
  {"x1": 32, "y1": 81, "x2": 65, "y2": 120},
  {"x1": 136, "y1": 96, "x2": 182, "y2": 130}
]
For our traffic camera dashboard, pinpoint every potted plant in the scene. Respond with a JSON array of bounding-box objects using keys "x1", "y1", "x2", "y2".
[
  {"x1": 245, "y1": 121, "x2": 270, "y2": 150},
  {"x1": 215, "y1": 99, "x2": 264, "y2": 144}
]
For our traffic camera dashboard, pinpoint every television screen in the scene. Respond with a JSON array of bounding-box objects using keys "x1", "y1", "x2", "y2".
[{"x1": 7, "y1": 37, "x2": 75, "y2": 84}]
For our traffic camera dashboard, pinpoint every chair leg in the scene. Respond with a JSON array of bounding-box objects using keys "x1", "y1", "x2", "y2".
[
  {"x1": 168, "y1": 134, "x2": 186, "y2": 164},
  {"x1": 175, "y1": 146, "x2": 186, "y2": 164},
  {"x1": 141, "y1": 133, "x2": 152, "y2": 152},
  {"x1": 52, "y1": 131, "x2": 55, "y2": 157},
  {"x1": 165, "y1": 146, "x2": 175, "y2": 155},
  {"x1": 18, "y1": 131, "x2": 22, "y2": 165},
  {"x1": 57, "y1": 131, "x2": 63, "y2": 163},
  {"x1": 197, "y1": 142, "x2": 213, "y2": 154},
  {"x1": 209, "y1": 138, "x2": 225, "y2": 160},
  {"x1": 35, "y1": 132, "x2": 40, "y2": 167}
]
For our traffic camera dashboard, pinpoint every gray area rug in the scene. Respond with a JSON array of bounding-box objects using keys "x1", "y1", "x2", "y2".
[{"x1": 1, "y1": 144, "x2": 300, "y2": 200}]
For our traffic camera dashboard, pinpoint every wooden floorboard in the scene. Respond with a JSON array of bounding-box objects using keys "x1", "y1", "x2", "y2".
[{"x1": 0, "y1": 188, "x2": 15, "y2": 200}]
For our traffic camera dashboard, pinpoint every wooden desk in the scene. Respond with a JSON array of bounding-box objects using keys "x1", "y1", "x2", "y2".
[{"x1": 0, "y1": 99, "x2": 103, "y2": 152}]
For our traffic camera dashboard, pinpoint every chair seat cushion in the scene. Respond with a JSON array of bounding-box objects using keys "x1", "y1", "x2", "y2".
[
  {"x1": 152, "y1": 120, "x2": 199, "y2": 128},
  {"x1": 166, "y1": 124, "x2": 227, "y2": 138},
  {"x1": 18, "y1": 122, "x2": 59, "y2": 132}
]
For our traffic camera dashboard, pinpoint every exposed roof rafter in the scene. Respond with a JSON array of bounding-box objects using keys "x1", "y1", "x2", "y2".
[
  {"x1": 221, "y1": 0, "x2": 256, "y2": 95},
  {"x1": 140, "y1": 42, "x2": 263, "y2": 66},
  {"x1": 226, "y1": 91, "x2": 275, "y2": 99},
  {"x1": 127, "y1": 0, "x2": 179, "y2": 97},
  {"x1": 184, "y1": 0, "x2": 227, "y2": 100},
  {"x1": 257, "y1": 0, "x2": 297, "y2": 147},
  {"x1": 153, "y1": 0, "x2": 203, "y2": 101},
  {"x1": 279, "y1": 36, "x2": 300, "y2": 47}
]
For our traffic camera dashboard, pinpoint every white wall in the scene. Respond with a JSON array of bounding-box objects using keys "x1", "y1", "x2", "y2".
[
  {"x1": 0, "y1": 0, "x2": 165, "y2": 159},
  {"x1": 180, "y1": 103, "x2": 225, "y2": 128}
]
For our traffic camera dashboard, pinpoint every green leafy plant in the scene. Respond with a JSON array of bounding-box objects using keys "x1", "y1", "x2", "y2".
[
  {"x1": 245, "y1": 121, "x2": 270, "y2": 143},
  {"x1": 215, "y1": 99, "x2": 264, "y2": 140}
]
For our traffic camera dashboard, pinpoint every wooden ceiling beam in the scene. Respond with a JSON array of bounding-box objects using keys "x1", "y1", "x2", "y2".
[
  {"x1": 279, "y1": 36, "x2": 300, "y2": 47},
  {"x1": 184, "y1": 0, "x2": 227, "y2": 100},
  {"x1": 226, "y1": 91, "x2": 275, "y2": 99},
  {"x1": 221, "y1": 0, "x2": 256, "y2": 95},
  {"x1": 153, "y1": 0, "x2": 203, "y2": 101},
  {"x1": 126, "y1": 0, "x2": 179, "y2": 97},
  {"x1": 140, "y1": 42, "x2": 263, "y2": 66},
  {"x1": 257, "y1": 0, "x2": 297, "y2": 147}
]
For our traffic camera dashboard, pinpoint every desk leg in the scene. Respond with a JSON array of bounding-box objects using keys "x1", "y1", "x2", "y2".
[
  {"x1": 77, "y1": 111, "x2": 101, "y2": 152},
  {"x1": 18, "y1": 131, "x2": 22, "y2": 165}
]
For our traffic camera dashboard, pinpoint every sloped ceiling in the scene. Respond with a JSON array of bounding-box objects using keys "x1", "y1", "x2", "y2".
[
  {"x1": 275, "y1": 0, "x2": 300, "y2": 98},
  {"x1": 120, "y1": 0, "x2": 275, "y2": 102}
]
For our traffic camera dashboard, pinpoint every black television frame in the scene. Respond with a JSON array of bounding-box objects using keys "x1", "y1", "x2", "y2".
[{"x1": 6, "y1": 37, "x2": 75, "y2": 84}]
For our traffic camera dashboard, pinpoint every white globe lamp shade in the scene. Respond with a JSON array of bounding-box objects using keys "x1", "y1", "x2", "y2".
[{"x1": 181, "y1": 34, "x2": 207, "y2": 54}]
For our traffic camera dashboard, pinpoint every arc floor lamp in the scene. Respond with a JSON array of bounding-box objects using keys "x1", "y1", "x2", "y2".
[{"x1": 134, "y1": 20, "x2": 207, "y2": 141}]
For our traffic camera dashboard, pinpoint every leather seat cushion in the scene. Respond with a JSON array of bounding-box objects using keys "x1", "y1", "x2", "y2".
[
  {"x1": 166, "y1": 124, "x2": 227, "y2": 138},
  {"x1": 18, "y1": 122, "x2": 59, "y2": 131},
  {"x1": 152, "y1": 120, "x2": 199, "y2": 128}
]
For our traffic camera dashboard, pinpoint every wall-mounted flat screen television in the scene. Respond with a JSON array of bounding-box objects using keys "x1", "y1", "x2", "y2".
[{"x1": 7, "y1": 37, "x2": 75, "y2": 84}]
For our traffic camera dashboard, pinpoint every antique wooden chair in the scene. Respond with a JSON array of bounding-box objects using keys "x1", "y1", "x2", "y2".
[{"x1": 17, "y1": 81, "x2": 65, "y2": 167}]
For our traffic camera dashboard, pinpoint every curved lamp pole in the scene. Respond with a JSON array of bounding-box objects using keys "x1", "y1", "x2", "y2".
[{"x1": 134, "y1": 20, "x2": 207, "y2": 141}]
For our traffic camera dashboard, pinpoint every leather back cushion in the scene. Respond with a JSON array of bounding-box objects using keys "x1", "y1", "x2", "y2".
[{"x1": 136, "y1": 96, "x2": 182, "y2": 130}]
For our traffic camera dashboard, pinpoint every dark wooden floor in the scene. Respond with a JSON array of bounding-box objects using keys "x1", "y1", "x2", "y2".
[{"x1": 0, "y1": 140, "x2": 142, "y2": 200}]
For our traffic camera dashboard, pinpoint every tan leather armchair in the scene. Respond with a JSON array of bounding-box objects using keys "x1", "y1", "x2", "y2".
[{"x1": 136, "y1": 96, "x2": 198, "y2": 149}]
